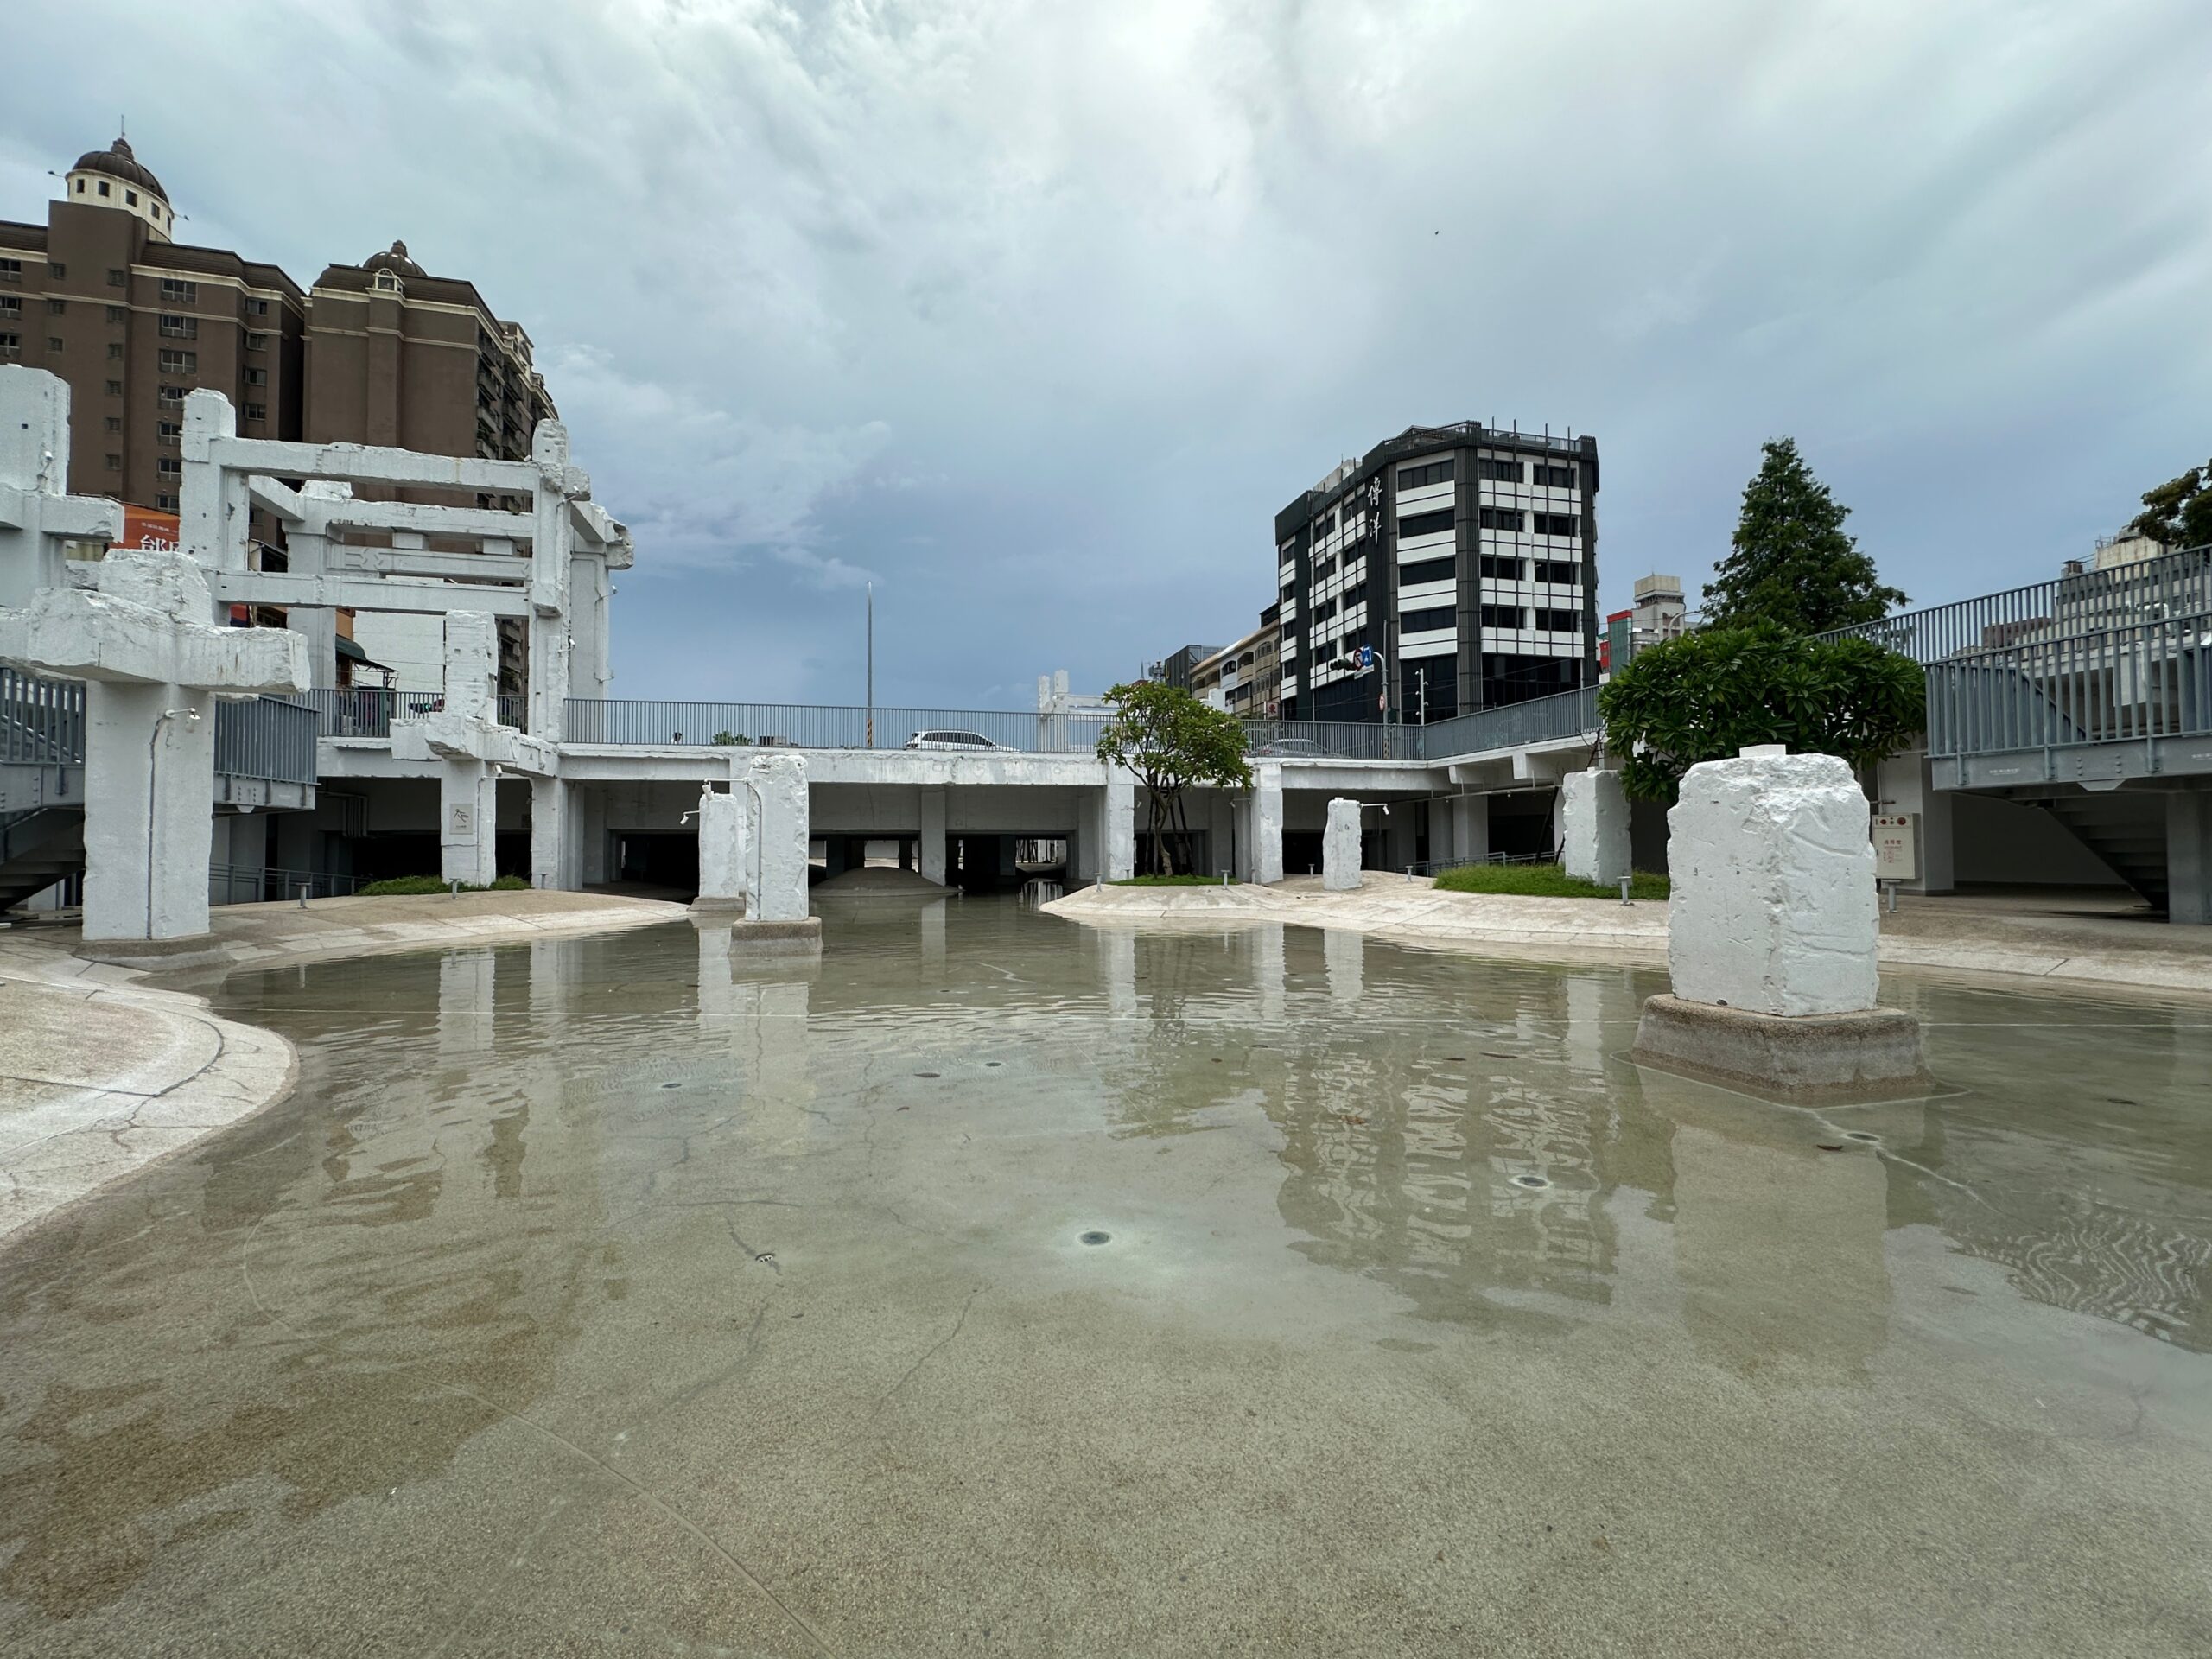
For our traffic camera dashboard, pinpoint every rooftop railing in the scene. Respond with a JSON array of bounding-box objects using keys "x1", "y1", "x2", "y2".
[
  {"x1": 2, "y1": 665, "x2": 85, "y2": 766},
  {"x1": 1415, "y1": 685, "x2": 1600, "y2": 763},
  {"x1": 306, "y1": 688, "x2": 527, "y2": 739}
]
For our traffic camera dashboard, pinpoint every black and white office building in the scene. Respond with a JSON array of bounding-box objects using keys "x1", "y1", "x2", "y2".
[{"x1": 1273, "y1": 423, "x2": 1599, "y2": 723}]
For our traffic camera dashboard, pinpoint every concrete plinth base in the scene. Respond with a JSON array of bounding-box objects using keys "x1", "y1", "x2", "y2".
[
  {"x1": 718, "y1": 916, "x2": 823, "y2": 957},
  {"x1": 1630, "y1": 993, "x2": 1932, "y2": 1103}
]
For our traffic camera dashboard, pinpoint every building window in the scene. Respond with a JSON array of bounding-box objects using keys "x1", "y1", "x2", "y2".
[
  {"x1": 1533, "y1": 559, "x2": 1580, "y2": 585},
  {"x1": 48, "y1": 260, "x2": 66, "y2": 278},
  {"x1": 0, "y1": 257, "x2": 18, "y2": 283},
  {"x1": 245, "y1": 332, "x2": 268, "y2": 351},
  {"x1": 1313, "y1": 556, "x2": 1338, "y2": 582},
  {"x1": 1480, "y1": 555, "x2": 1523, "y2": 582},
  {"x1": 1399, "y1": 554, "x2": 1457, "y2": 588},
  {"x1": 157, "y1": 385, "x2": 185, "y2": 406},
  {"x1": 157, "y1": 458, "x2": 182, "y2": 478},
  {"x1": 47, "y1": 335, "x2": 63, "y2": 353},
  {"x1": 1478, "y1": 457, "x2": 1523, "y2": 483},
  {"x1": 244, "y1": 402, "x2": 267, "y2": 423},
  {"x1": 158, "y1": 314, "x2": 198, "y2": 339},
  {"x1": 1478, "y1": 507, "x2": 1523, "y2": 532},
  {"x1": 1400, "y1": 605, "x2": 1455, "y2": 635},
  {"x1": 103, "y1": 304, "x2": 125, "y2": 324},
  {"x1": 125, "y1": 189, "x2": 140, "y2": 206},
  {"x1": 1535, "y1": 607, "x2": 1580, "y2": 632},
  {"x1": 47, "y1": 297, "x2": 66, "y2": 315},
  {"x1": 247, "y1": 297, "x2": 270, "y2": 317},
  {"x1": 1313, "y1": 509, "x2": 1338, "y2": 535},
  {"x1": 0, "y1": 334, "x2": 18, "y2": 360},
  {"x1": 1532, "y1": 512, "x2": 1580, "y2": 537},
  {"x1": 97, "y1": 181, "x2": 111, "y2": 198},
  {"x1": 244, "y1": 366, "x2": 268, "y2": 387},
  {"x1": 1534, "y1": 463, "x2": 1576, "y2": 489},
  {"x1": 0, "y1": 296, "x2": 17, "y2": 317},
  {"x1": 1398, "y1": 458, "x2": 1455, "y2": 490},
  {"x1": 159, "y1": 277, "x2": 197, "y2": 302},
  {"x1": 1397, "y1": 507, "x2": 1455, "y2": 541},
  {"x1": 1480, "y1": 604, "x2": 1525, "y2": 630},
  {"x1": 105, "y1": 453, "x2": 121, "y2": 471},
  {"x1": 107, "y1": 341, "x2": 125, "y2": 359},
  {"x1": 157, "y1": 420, "x2": 181, "y2": 445},
  {"x1": 158, "y1": 349, "x2": 197, "y2": 373},
  {"x1": 102, "y1": 416, "x2": 122, "y2": 433},
  {"x1": 1313, "y1": 597, "x2": 1338, "y2": 624},
  {"x1": 107, "y1": 268, "x2": 127, "y2": 287},
  {"x1": 105, "y1": 378, "x2": 123, "y2": 396},
  {"x1": 155, "y1": 493, "x2": 178, "y2": 512}
]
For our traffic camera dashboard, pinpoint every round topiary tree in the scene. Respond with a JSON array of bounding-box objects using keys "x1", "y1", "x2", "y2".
[{"x1": 1597, "y1": 620, "x2": 1923, "y2": 803}]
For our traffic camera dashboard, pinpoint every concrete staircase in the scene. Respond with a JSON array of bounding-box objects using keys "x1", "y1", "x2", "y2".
[
  {"x1": 0, "y1": 806, "x2": 85, "y2": 913},
  {"x1": 2039, "y1": 791, "x2": 2170, "y2": 912}
]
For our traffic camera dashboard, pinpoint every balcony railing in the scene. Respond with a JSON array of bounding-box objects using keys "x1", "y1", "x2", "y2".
[
  {"x1": 1416, "y1": 685, "x2": 1601, "y2": 762},
  {"x1": 1925, "y1": 612, "x2": 2212, "y2": 759},
  {"x1": 306, "y1": 688, "x2": 527, "y2": 738},
  {"x1": 3, "y1": 665, "x2": 85, "y2": 766}
]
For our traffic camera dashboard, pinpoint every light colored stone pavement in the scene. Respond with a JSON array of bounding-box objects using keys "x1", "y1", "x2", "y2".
[
  {"x1": 0, "y1": 891, "x2": 688, "y2": 1241},
  {"x1": 1047, "y1": 875, "x2": 2212, "y2": 999}
]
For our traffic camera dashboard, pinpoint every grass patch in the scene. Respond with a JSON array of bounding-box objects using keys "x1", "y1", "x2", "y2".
[
  {"x1": 1433, "y1": 861, "x2": 1669, "y2": 900},
  {"x1": 1111, "y1": 874, "x2": 1241, "y2": 887},
  {"x1": 354, "y1": 874, "x2": 532, "y2": 897}
]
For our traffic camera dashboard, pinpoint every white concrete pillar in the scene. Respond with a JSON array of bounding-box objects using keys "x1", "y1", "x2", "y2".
[
  {"x1": 289, "y1": 607, "x2": 340, "y2": 691},
  {"x1": 0, "y1": 367, "x2": 119, "y2": 607},
  {"x1": 1323, "y1": 798, "x2": 1362, "y2": 891},
  {"x1": 695, "y1": 786, "x2": 746, "y2": 908},
  {"x1": 440, "y1": 758, "x2": 498, "y2": 887},
  {"x1": 80, "y1": 681, "x2": 216, "y2": 942},
  {"x1": 1668, "y1": 749, "x2": 1878, "y2": 1015},
  {"x1": 745, "y1": 753, "x2": 810, "y2": 923},
  {"x1": 2168, "y1": 793, "x2": 2212, "y2": 927},
  {"x1": 1561, "y1": 768, "x2": 1631, "y2": 887},
  {"x1": 530, "y1": 774, "x2": 571, "y2": 890},
  {"x1": 1101, "y1": 774, "x2": 1135, "y2": 883},
  {"x1": 444, "y1": 611, "x2": 498, "y2": 721},
  {"x1": 179, "y1": 390, "x2": 249, "y2": 597},
  {"x1": 528, "y1": 423, "x2": 576, "y2": 743},
  {"x1": 919, "y1": 788, "x2": 949, "y2": 886},
  {"x1": 568, "y1": 553, "x2": 612, "y2": 700},
  {"x1": 578, "y1": 785, "x2": 610, "y2": 885},
  {"x1": 1243, "y1": 762, "x2": 1284, "y2": 885}
]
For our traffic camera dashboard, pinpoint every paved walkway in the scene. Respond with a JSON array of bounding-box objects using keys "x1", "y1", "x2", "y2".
[
  {"x1": 1047, "y1": 876, "x2": 2212, "y2": 999},
  {"x1": 0, "y1": 891, "x2": 688, "y2": 1242}
]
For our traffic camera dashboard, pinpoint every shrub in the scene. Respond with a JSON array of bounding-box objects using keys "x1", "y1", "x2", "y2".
[{"x1": 355, "y1": 874, "x2": 531, "y2": 896}]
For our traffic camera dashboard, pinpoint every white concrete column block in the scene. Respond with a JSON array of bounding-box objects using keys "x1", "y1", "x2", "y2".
[
  {"x1": 1323, "y1": 798, "x2": 1363, "y2": 891},
  {"x1": 440, "y1": 758, "x2": 498, "y2": 887},
  {"x1": 1247, "y1": 762, "x2": 1284, "y2": 885},
  {"x1": 1667, "y1": 750, "x2": 1878, "y2": 1016},
  {"x1": 443, "y1": 611, "x2": 499, "y2": 721},
  {"x1": 179, "y1": 390, "x2": 247, "y2": 591},
  {"x1": 528, "y1": 423, "x2": 576, "y2": 743},
  {"x1": 1561, "y1": 768, "x2": 1631, "y2": 887},
  {"x1": 919, "y1": 788, "x2": 948, "y2": 886},
  {"x1": 530, "y1": 774, "x2": 572, "y2": 890},
  {"x1": 0, "y1": 367, "x2": 120, "y2": 607},
  {"x1": 290, "y1": 607, "x2": 340, "y2": 691},
  {"x1": 567, "y1": 555, "x2": 612, "y2": 700},
  {"x1": 745, "y1": 753, "x2": 811, "y2": 923},
  {"x1": 1101, "y1": 774, "x2": 1135, "y2": 883},
  {"x1": 1448, "y1": 794, "x2": 1489, "y2": 865},
  {"x1": 2169, "y1": 793, "x2": 2212, "y2": 927},
  {"x1": 80, "y1": 682, "x2": 216, "y2": 942},
  {"x1": 696, "y1": 786, "x2": 747, "y2": 906}
]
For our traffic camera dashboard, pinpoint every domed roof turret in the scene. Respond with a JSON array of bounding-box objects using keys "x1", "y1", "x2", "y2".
[
  {"x1": 362, "y1": 239, "x2": 425, "y2": 278},
  {"x1": 71, "y1": 136, "x2": 168, "y2": 205}
]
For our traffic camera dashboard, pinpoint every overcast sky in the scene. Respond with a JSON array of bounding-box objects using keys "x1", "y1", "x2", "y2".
[{"x1": 5, "y1": 1, "x2": 2208, "y2": 708}]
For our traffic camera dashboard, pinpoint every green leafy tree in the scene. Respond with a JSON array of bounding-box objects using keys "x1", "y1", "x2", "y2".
[
  {"x1": 2127, "y1": 458, "x2": 2212, "y2": 551},
  {"x1": 1703, "y1": 438, "x2": 1907, "y2": 633},
  {"x1": 1598, "y1": 622, "x2": 1923, "y2": 803},
  {"x1": 1095, "y1": 681, "x2": 1253, "y2": 874}
]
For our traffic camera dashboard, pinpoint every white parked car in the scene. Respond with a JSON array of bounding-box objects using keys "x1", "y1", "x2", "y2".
[{"x1": 904, "y1": 728, "x2": 1006, "y2": 751}]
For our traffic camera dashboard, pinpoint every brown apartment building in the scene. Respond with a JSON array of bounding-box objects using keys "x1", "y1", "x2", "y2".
[{"x1": 2, "y1": 137, "x2": 556, "y2": 682}]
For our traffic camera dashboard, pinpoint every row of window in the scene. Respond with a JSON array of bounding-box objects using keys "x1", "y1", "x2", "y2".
[
  {"x1": 1478, "y1": 556, "x2": 1580, "y2": 584},
  {"x1": 1398, "y1": 554, "x2": 1457, "y2": 588},
  {"x1": 72, "y1": 174, "x2": 174, "y2": 229},
  {"x1": 1398, "y1": 458, "x2": 1454, "y2": 490},
  {"x1": 1480, "y1": 605, "x2": 1580, "y2": 632},
  {"x1": 1398, "y1": 507, "x2": 1455, "y2": 541},
  {"x1": 1389, "y1": 454, "x2": 1579, "y2": 492},
  {"x1": 1401, "y1": 605, "x2": 1454, "y2": 634}
]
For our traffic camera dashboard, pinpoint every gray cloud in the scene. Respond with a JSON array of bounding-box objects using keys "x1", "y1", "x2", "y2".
[{"x1": 5, "y1": 0, "x2": 2209, "y2": 708}]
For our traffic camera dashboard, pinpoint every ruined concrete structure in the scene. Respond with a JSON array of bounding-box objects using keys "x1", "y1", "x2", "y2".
[
  {"x1": 1560, "y1": 767, "x2": 1630, "y2": 891},
  {"x1": 1323, "y1": 798, "x2": 1362, "y2": 890}
]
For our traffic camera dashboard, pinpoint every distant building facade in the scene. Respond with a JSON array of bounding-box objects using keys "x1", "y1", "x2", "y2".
[
  {"x1": 1146, "y1": 643, "x2": 1221, "y2": 694},
  {"x1": 1190, "y1": 605, "x2": 1282, "y2": 719},
  {"x1": 1602, "y1": 573, "x2": 1687, "y2": 674},
  {"x1": 1274, "y1": 423, "x2": 1599, "y2": 722}
]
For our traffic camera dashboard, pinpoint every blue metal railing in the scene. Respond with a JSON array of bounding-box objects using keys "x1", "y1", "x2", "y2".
[
  {"x1": 209, "y1": 863, "x2": 362, "y2": 906},
  {"x1": 1926, "y1": 612, "x2": 2212, "y2": 759},
  {"x1": 3, "y1": 665, "x2": 86, "y2": 766},
  {"x1": 1416, "y1": 685, "x2": 1600, "y2": 761},
  {"x1": 213, "y1": 696, "x2": 320, "y2": 785}
]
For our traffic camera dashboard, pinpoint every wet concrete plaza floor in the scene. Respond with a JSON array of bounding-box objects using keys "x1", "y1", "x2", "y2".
[{"x1": 2, "y1": 895, "x2": 2209, "y2": 1656}]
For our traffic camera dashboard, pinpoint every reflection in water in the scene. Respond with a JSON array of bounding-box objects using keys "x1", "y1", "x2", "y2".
[{"x1": 0, "y1": 903, "x2": 2208, "y2": 1649}]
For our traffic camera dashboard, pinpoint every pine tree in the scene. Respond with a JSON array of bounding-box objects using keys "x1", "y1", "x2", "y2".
[{"x1": 1702, "y1": 438, "x2": 1906, "y2": 634}]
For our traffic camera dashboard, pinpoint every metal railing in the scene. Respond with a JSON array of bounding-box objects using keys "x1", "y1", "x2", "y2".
[
  {"x1": 1416, "y1": 685, "x2": 1601, "y2": 762},
  {"x1": 213, "y1": 696, "x2": 320, "y2": 785},
  {"x1": 1823, "y1": 543, "x2": 2212, "y2": 665},
  {"x1": 564, "y1": 699, "x2": 1117, "y2": 753},
  {"x1": 1925, "y1": 611, "x2": 2212, "y2": 759},
  {"x1": 305, "y1": 688, "x2": 529, "y2": 738},
  {"x1": 210, "y1": 863, "x2": 362, "y2": 906},
  {"x1": 3, "y1": 666, "x2": 86, "y2": 766}
]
